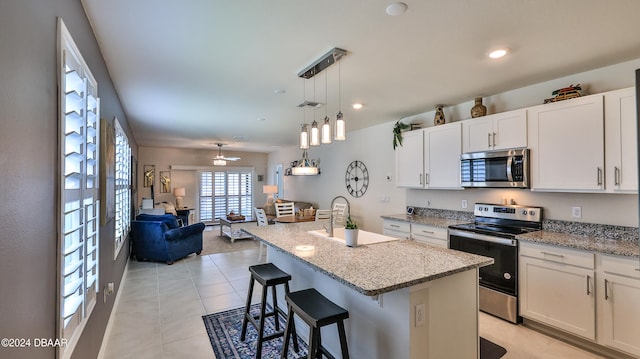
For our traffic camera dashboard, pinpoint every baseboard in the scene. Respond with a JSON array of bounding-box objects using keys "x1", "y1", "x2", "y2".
[
  {"x1": 522, "y1": 318, "x2": 637, "y2": 359},
  {"x1": 97, "y1": 261, "x2": 129, "y2": 359}
]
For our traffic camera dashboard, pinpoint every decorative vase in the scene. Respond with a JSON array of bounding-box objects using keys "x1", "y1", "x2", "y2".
[
  {"x1": 433, "y1": 105, "x2": 446, "y2": 126},
  {"x1": 344, "y1": 229, "x2": 359, "y2": 247},
  {"x1": 470, "y1": 97, "x2": 487, "y2": 118}
]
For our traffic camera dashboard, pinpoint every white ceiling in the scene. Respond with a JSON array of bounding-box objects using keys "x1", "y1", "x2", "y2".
[{"x1": 82, "y1": 0, "x2": 640, "y2": 153}]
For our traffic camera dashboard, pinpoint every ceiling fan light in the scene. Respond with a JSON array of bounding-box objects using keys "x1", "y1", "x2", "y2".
[
  {"x1": 321, "y1": 116, "x2": 332, "y2": 144},
  {"x1": 213, "y1": 158, "x2": 227, "y2": 166},
  {"x1": 335, "y1": 111, "x2": 346, "y2": 141}
]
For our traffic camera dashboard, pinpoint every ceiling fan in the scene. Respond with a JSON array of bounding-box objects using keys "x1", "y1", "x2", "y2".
[{"x1": 212, "y1": 143, "x2": 240, "y2": 166}]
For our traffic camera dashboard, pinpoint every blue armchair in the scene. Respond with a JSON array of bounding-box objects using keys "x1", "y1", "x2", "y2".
[{"x1": 131, "y1": 214, "x2": 205, "y2": 264}]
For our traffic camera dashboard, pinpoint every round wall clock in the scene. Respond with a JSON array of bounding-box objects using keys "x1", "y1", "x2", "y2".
[{"x1": 345, "y1": 160, "x2": 369, "y2": 198}]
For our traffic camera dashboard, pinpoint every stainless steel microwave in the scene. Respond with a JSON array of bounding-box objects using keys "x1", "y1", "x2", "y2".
[{"x1": 460, "y1": 148, "x2": 529, "y2": 188}]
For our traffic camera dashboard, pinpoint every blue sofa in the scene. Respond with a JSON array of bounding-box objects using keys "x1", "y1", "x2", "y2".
[{"x1": 131, "y1": 214, "x2": 205, "y2": 264}]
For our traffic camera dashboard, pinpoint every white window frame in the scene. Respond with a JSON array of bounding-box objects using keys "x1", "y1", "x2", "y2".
[
  {"x1": 199, "y1": 168, "x2": 254, "y2": 222},
  {"x1": 114, "y1": 118, "x2": 131, "y2": 258},
  {"x1": 57, "y1": 18, "x2": 100, "y2": 359}
]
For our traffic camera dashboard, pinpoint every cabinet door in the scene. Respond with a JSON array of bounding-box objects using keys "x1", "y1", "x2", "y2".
[
  {"x1": 462, "y1": 117, "x2": 493, "y2": 152},
  {"x1": 493, "y1": 109, "x2": 527, "y2": 150},
  {"x1": 528, "y1": 95, "x2": 604, "y2": 192},
  {"x1": 600, "y1": 273, "x2": 640, "y2": 356},
  {"x1": 395, "y1": 129, "x2": 424, "y2": 188},
  {"x1": 605, "y1": 87, "x2": 637, "y2": 193},
  {"x1": 382, "y1": 220, "x2": 410, "y2": 239},
  {"x1": 519, "y1": 256, "x2": 595, "y2": 340},
  {"x1": 425, "y1": 122, "x2": 462, "y2": 189},
  {"x1": 411, "y1": 224, "x2": 448, "y2": 248}
]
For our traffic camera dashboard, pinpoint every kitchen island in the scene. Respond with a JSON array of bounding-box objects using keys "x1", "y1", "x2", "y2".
[{"x1": 243, "y1": 222, "x2": 493, "y2": 359}]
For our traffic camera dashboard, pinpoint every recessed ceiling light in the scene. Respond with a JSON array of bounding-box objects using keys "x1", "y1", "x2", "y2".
[
  {"x1": 386, "y1": 2, "x2": 408, "y2": 16},
  {"x1": 488, "y1": 48, "x2": 509, "y2": 59},
  {"x1": 257, "y1": 118, "x2": 266, "y2": 121},
  {"x1": 273, "y1": 89, "x2": 286, "y2": 95},
  {"x1": 352, "y1": 103, "x2": 363, "y2": 110}
]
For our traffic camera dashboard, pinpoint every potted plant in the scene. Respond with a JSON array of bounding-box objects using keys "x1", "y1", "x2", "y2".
[
  {"x1": 392, "y1": 120, "x2": 411, "y2": 149},
  {"x1": 344, "y1": 216, "x2": 359, "y2": 247}
]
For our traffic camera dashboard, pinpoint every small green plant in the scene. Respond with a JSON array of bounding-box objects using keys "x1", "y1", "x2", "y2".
[
  {"x1": 392, "y1": 120, "x2": 411, "y2": 149},
  {"x1": 345, "y1": 216, "x2": 358, "y2": 230}
]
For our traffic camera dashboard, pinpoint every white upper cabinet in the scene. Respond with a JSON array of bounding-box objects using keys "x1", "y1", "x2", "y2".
[
  {"x1": 462, "y1": 109, "x2": 527, "y2": 152},
  {"x1": 528, "y1": 94, "x2": 605, "y2": 192},
  {"x1": 395, "y1": 122, "x2": 462, "y2": 189},
  {"x1": 604, "y1": 87, "x2": 637, "y2": 193},
  {"x1": 424, "y1": 122, "x2": 462, "y2": 189},
  {"x1": 395, "y1": 129, "x2": 424, "y2": 188}
]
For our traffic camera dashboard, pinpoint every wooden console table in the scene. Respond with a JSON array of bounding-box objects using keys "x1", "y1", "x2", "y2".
[{"x1": 218, "y1": 217, "x2": 254, "y2": 243}]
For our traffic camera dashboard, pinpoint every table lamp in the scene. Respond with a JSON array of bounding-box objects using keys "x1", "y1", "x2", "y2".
[
  {"x1": 263, "y1": 185, "x2": 278, "y2": 206},
  {"x1": 173, "y1": 187, "x2": 186, "y2": 208}
]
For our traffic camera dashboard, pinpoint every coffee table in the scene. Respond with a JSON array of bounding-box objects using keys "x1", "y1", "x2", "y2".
[{"x1": 219, "y1": 217, "x2": 254, "y2": 243}]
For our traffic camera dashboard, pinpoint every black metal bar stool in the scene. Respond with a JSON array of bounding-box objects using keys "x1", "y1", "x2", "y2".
[
  {"x1": 281, "y1": 288, "x2": 350, "y2": 359},
  {"x1": 240, "y1": 263, "x2": 299, "y2": 359}
]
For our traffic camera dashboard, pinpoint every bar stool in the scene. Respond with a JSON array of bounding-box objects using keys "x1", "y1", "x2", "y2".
[
  {"x1": 240, "y1": 263, "x2": 299, "y2": 359},
  {"x1": 281, "y1": 288, "x2": 350, "y2": 359}
]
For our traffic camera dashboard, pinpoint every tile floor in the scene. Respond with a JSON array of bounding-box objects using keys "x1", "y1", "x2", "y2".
[{"x1": 102, "y1": 244, "x2": 606, "y2": 358}]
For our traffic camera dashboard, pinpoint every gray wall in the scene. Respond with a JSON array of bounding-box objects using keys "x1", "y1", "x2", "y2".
[{"x1": 0, "y1": 1, "x2": 134, "y2": 358}]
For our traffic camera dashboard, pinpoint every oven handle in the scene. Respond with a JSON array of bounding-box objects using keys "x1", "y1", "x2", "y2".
[{"x1": 449, "y1": 229, "x2": 517, "y2": 247}]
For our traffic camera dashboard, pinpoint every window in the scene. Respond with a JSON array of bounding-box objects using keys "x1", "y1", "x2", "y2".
[
  {"x1": 57, "y1": 19, "x2": 100, "y2": 359},
  {"x1": 199, "y1": 169, "x2": 254, "y2": 222},
  {"x1": 114, "y1": 118, "x2": 131, "y2": 258}
]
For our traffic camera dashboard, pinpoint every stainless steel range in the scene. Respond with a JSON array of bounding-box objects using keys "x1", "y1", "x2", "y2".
[{"x1": 448, "y1": 203, "x2": 542, "y2": 323}]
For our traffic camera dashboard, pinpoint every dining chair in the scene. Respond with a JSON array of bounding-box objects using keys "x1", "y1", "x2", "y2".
[
  {"x1": 315, "y1": 209, "x2": 332, "y2": 221},
  {"x1": 332, "y1": 203, "x2": 348, "y2": 226},
  {"x1": 275, "y1": 202, "x2": 295, "y2": 217},
  {"x1": 254, "y1": 208, "x2": 268, "y2": 260}
]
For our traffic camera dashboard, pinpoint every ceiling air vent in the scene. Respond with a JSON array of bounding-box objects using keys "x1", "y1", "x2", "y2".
[{"x1": 297, "y1": 100, "x2": 324, "y2": 109}]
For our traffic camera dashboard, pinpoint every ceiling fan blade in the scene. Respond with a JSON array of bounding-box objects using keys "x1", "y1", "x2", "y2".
[{"x1": 224, "y1": 157, "x2": 241, "y2": 161}]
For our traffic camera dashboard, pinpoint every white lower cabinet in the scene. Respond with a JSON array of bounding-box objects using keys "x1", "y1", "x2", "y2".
[
  {"x1": 382, "y1": 219, "x2": 410, "y2": 239},
  {"x1": 520, "y1": 242, "x2": 640, "y2": 357},
  {"x1": 598, "y1": 255, "x2": 640, "y2": 357},
  {"x1": 411, "y1": 223, "x2": 447, "y2": 248},
  {"x1": 519, "y1": 242, "x2": 596, "y2": 340}
]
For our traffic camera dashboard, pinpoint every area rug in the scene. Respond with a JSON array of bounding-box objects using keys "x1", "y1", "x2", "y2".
[
  {"x1": 202, "y1": 304, "x2": 308, "y2": 359},
  {"x1": 200, "y1": 226, "x2": 259, "y2": 255},
  {"x1": 480, "y1": 336, "x2": 507, "y2": 359}
]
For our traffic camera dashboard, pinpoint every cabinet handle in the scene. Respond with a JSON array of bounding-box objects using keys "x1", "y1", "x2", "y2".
[
  {"x1": 492, "y1": 132, "x2": 496, "y2": 147},
  {"x1": 488, "y1": 133, "x2": 492, "y2": 148},
  {"x1": 419, "y1": 173, "x2": 423, "y2": 185},
  {"x1": 586, "y1": 275, "x2": 592, "y2": 295},
  {"x1": 425, "y1": 173, "x2": 429, "y2": 184},
  {"x1": 390, "y1": 224, "x2": 400, "y2": 228},
  {"x1": 597, "y1": 167, "x2": 603, "y2": 186},
  {"x1": 540, "y1": 251, "x2": 564, "y2": 259},
  {"x1": 604, "y1": 278, "x2": 609, "y2": 300},
  {"x1": 421, "y1": 230, "x2": 435, "y2": 234},
  {"x1": 614, "y1": 166, "x2": 620, "y2": 186}
]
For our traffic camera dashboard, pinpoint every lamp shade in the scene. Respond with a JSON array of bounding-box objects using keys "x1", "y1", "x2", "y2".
[
  {"x1": 263, "y1": 185, "x2": 278, "y2": 194},
  {"x1": 173, "y1": 187, "x2": 186, "y2": 197}
]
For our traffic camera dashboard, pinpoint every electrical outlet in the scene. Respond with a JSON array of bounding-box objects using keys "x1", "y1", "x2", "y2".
[
  {"x1": 461, "y1": 200, "x2": 468, "y2": 209},
  {"x1": 572, "y1": 206, "x2": 582, "y2": 218},
  {"x1": 415, "y1": 303, "x2": 425, "y2": 327}
]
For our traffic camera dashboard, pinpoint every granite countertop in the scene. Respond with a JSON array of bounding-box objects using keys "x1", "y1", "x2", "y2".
[
  {"x1": 381, "y1": 214, "x2": 468, "y2": 229},
  {"x1": 517, "y1": 231, "x2": 640, "y2": 258},
  {"x1": 244, "y1": 222, "x2": 493, "y2": 296}
]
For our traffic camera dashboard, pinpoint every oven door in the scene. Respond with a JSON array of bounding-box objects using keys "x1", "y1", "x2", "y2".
[{"x1": 448, "y1": 229, "x2": 518, "y2": 296}]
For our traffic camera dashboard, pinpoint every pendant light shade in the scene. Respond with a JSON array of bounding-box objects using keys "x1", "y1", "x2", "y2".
[
  {"x1": 321, "y1": 116, "x2": 332, "y2": 144},
  {"x1": 310, "y1": 119, "x2": 320, "y2": 146},
  {"x1": 335, "y1": 111, "x2": 346, "y2": 141},
  {"x1": 299, "y1": 124, "x2": 309, "y2": 149},
  {"x1": 291, "y1": 149, "x2": 319, "y2": 176}
]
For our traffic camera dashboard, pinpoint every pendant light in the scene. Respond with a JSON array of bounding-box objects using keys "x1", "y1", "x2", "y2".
[
  {"x1": 309, "y1": 75, "x2": 320, "y2": 146},
  {"x1": 335, "y1": 60, "x2": 346, "y2": 141},
  {"x1": 299, "y1": 79, "x2": 310, "y2": 149},
  {"x1": 321, "y1": 70, "x2": 332, "y2": 144}
]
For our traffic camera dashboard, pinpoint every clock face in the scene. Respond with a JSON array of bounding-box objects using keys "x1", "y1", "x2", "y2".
[{"x1": 345, "y1": 160, "x2": 369, "y2": 198}]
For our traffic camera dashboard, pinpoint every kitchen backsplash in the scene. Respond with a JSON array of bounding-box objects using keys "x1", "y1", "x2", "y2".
[
  {"x1": 543, "y1": 219, "x2": 639, "y2": 242},
  {"x1": 411, "y1": 207, "x2": 473, "y2": 221}
]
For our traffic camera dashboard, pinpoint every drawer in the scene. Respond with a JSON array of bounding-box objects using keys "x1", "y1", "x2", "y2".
[
  {"x1": 413, "y1": 234, "x2": 448, "y2": 248},
  {"x1": 411, "y1": 223, "x2": 447, "y2": 240},
  {"x1": 383, "y1": 220, "x2": 410, "y2": 233},
  {"x1": 383, "y1": 228, "x2": 410, "y2": 239},
  {"x1": 520, "y1": 241, "x2": 595, "y2": 269},
  {"x1": 602, "y1": 254, "x2": 640, "y2": 279}
]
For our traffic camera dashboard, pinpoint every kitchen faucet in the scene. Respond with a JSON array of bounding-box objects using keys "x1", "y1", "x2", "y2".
[{"x1": 325, "y1": 195, "x2": 351, "y2": 237}]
